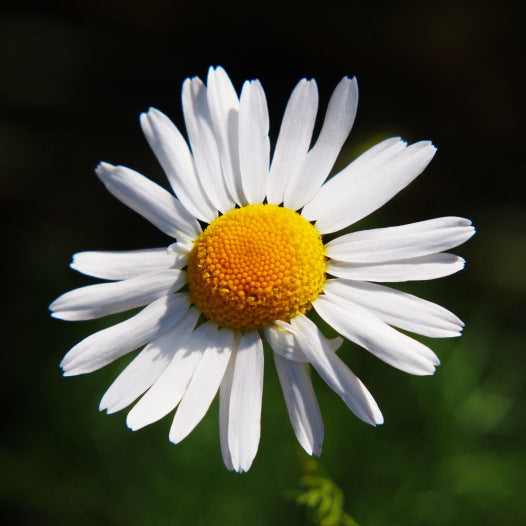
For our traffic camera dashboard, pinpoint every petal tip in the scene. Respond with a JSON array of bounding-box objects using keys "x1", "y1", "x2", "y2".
[
  {"x1": 139, "y1": 112, "x2": 151, "y2": 127},
  {"x1": 232, "y1": 465, "x2": 250, "y2": 474},
  {"x1": 95, "y1": 161, "x2": 114, "y2": 177},
  {"x1": 312, "y1": 445, "x2": 323, "y2": 457},
  {"x1": 168, "y1": 431, "x2": 181, "y2": 445},
  {"x1": 105, "y1": 406, "x2": 120, "y2": 415},
  {"x1": 126, "y1": 415, "x2": 139, "y2": 431},
  {"x1": 374, "y1": 415, "x2": 385, "y2": 426},
  {"x1": 69, "y1": 261, "x2": 81, "y2": 274},
  {"x1": 168, "y1": 423, "x2": 189, "y2": 445}
]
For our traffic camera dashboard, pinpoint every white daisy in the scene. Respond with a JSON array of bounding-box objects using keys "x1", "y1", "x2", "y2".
[{"x1": 50, "y1": 66, "x2": 475, "y2": 473}]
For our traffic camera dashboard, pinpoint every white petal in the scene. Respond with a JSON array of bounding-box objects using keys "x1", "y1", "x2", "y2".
[
  {"x1": 182, "y1": 77, "x2": 234, "y2": 213},
  {"x1": 264, "y1": 324, "x2": 307, "y2": 362},
  {"x1": 324, "y1": 279, "x2": 464, "y2": 338},
  {"x1": 238, "y1": 80, "x2": 270, "y2": 204},
  {"x1": 60, "y1": 294, "x2": 191, "y2": 376},
  {"x1": 328, "y1": 253, "x2": 465, "y2": 282},
  {"x1": 313, "y1": 295, "x2": 439, "y2": 375},
  {"x1": 169, "y1": 327, "x2": 234, "y2": 444},
  {"x1": 274, "y1": 353, "x2": 324, "y2": 456},
  {"x1": 303, "y1": 140, "x2": 437, "y2": 234},
  {"x1": 206, "y1": 66, "x2": 244, "y2": 206},
  {"x1": 285, "y1": 315, "x2": 383, "y2": 426},
  {"x1": 227, "y1": 331, "x2": 264, "y2": 473},
  {"x1": 140, "y1": 108, "x2": 216, "y2": 223},
  {"x1": 167, "y1": 241, "x2": 191, "y2": 264},
  {"x1": 284, "y1": 77, "x2": 359, "y2": 210},
  {"x1": 126, "y1": 321, "x2": 218, "y2": 431},
  {"x1": 328, "y1": 136, "x2": 406, "y2": 176},
  {"x1": 326, "y1": 217, "x2": 475, "y2": 263},
  {"x1": 267, "y1": 79, "x2": 318, "y2": 205},
  {"x1": 70, "y1": 248, "x2": 181, "y2": 280},
  {"x1": 95, "y1": 162, "x2": 201, "y2": 241},
  {"x1": 99, "y1": 307, "x2": 200, "y2": 414},
  {"x1": 219, "y1": 345, "x2": 236, "y2": 471},
  {"x1": 264, "y1": 323, "x2": 343, "y2": 362},
  {"x1": 50, "y1": 270, "x2": 186, "y2": 321}
]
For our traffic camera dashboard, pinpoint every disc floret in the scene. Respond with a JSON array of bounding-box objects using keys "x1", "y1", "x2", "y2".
[{"x1": 187, "y1": 204, "x2": 326, "y2": 331}]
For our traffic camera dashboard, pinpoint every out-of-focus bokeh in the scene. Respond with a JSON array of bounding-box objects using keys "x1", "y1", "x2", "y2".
[{"x1": 2, "y1": 1, "x2": 525, "y2": 524}]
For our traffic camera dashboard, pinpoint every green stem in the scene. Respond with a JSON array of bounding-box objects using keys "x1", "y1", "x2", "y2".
[{"x1": 289, "y1": 449, "x2": 360, "y2": 526}]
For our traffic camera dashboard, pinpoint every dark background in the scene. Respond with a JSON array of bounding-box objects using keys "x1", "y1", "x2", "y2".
[{"x1": 2, "y1": 1, "x2": 525, "y2": 525}]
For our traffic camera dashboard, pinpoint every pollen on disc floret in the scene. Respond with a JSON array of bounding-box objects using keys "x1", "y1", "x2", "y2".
[{"x1": 187, "y1": 204, "x2": 327, "y2": 332}]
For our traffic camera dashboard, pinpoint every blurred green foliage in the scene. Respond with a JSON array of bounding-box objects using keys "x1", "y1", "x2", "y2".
[{"x1": 2, "y1": 1, "x2": 524, "y2": 525}]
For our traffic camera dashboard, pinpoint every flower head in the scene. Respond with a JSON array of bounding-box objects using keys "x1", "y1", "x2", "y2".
[{"x1": 50, "y1": 66, "x2": 475, "y2": 472}]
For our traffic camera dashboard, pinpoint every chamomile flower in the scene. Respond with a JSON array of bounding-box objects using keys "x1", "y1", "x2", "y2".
[{"x1": 50, "y1": 66, "x2": 475, "y2": 472}]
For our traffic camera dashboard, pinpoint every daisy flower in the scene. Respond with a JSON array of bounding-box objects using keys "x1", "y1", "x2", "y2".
[{"x1": 50, "y1": 66, "x2": 475, "y2": 472}]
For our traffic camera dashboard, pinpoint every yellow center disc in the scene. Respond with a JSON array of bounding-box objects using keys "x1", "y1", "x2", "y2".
[{"x1": 187, "y1": 204, "x2": 326, "y2": 332}]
